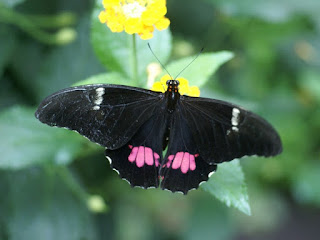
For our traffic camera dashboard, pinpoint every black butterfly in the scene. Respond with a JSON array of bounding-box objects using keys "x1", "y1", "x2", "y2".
[{"x1": 35, "y1": 80, "x2": 282, "y2": 194}]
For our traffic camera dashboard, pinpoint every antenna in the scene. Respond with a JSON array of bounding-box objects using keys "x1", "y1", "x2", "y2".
[
  {"x1": 173, "y1": 47, "x2": 204, "y2": 80},
  {"x1": 148, "y1": 43, "x2": 174, "y2": 79},
  {"x1": 148, "y1": 43, "x2": 204, "y2": 80}
]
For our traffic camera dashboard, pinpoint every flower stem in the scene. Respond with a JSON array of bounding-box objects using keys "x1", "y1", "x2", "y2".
[
  {"x1": 131, "y1": 34, "x2": 139, "y2": 86},
  {"x1": 0, "y1": 5, "x2": 75, "y2": 45}
]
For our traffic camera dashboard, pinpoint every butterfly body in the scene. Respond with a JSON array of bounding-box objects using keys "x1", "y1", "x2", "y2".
[{"x1": 35, "y1": 81, "x2": 282, "y2": 194}]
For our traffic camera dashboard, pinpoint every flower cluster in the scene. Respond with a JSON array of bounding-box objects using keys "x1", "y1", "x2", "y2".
[
  {"x1": 151, "y1": 74, "x2": 200, "y2": 97},
  {"x1": 99, "y1": 0, "x2": 170, "y2": 40}
]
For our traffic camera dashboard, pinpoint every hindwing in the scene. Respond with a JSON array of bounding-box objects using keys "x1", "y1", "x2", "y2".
[
  {"x1": 106, "y1": 111, "x2": 167, "y2": 188},
  {"x1": 160, "y1": 109, "x2": 217, "y2": 194}
]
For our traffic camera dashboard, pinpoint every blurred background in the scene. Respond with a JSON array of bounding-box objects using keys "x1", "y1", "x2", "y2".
[{"x1": 0, "y1": 0, "x2": 320, "y2": 239}]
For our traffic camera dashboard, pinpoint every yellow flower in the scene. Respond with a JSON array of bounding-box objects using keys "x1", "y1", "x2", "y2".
[
  {"x1": 99, "y1": 0, "x2": 170, "y2": 40},
  {"x1": 151, "y1": 74, "x2": 200, "y2": 97}
]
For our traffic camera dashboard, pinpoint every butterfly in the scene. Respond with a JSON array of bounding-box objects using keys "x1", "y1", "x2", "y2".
[{"x1": 35, "y1": 80, "x2": 282, "y2": 194}]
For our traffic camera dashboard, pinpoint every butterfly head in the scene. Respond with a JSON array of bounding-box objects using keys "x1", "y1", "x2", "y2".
[
  {"x1": 151, "y1": 75, "x2": 200, "y2": 97},
  {"x1": 166, "y1": 79, "x2": 179, "y2": 86},
  {"x1": 166, "y1": 80, "x2": 179, "y2": 93}
]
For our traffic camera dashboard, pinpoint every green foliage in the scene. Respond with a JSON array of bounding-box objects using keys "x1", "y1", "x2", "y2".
[
  {"x1": 165, "y1": 52, "x2": 234, "y2": 87},
  {"x1": 298, "y1": 70, "x2": 320, "y2": 103},
  {"x1": 30, "y1": 16, "x2": 105, "y2": 102},
  {"x1": 73, "y1": 72, "x2": 132, "y2": 86},
  {"x1": 0, "y1": 0, "x2": 25, "y2": 8},
  {"x1": 0, "y1": 168, "x2": 96, "y2": 240},
  {"x1": 207, "y1": 0, "x2": 320, "y2": 22},
  {"x1": 0, "y1": 26, "x2": 16, "y2": 77},
  {"x1": 0, "y1": 107, "x2": 85, "y2": 169},
  {"x1": 201, "y1": 160, "x2": 251, "y2": 215},
  {"x1": 293, "y1": 162, "x2": 320, "y2": 205}
]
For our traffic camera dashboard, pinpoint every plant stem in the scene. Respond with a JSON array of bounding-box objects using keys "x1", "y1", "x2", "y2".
[
  {"x1": 131, "y1": 34, "x2": 139, "y2": 86},
  {"x1": 0, "y1": 6, "x2": 75, "y2": 45},
  {"x1": 57, "y1": 165, "x2": 89, "y2": 203}
]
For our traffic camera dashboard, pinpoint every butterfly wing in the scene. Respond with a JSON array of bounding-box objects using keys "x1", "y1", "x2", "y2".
[
  {"x1": 160, "y1": 109, "x2": 217, "y2": 194},
  {"x1": 178, "y1": 96, "x2": 282, "y2": 164},
  {"x1": 160, "y1": 96, "x2": 282, "y2": 194},
  {"x1": 35, "y1": 84, "x2": 162, "y2": 149},
  {"x1": 106, "y1": 107, "x2": 168, "y2": 188}
]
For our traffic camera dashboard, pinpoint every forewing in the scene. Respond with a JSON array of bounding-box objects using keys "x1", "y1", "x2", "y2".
[
  {"x1": 160, "y1": 110, "x2": 217, "y2": 194},
  {"x1": 35, "y1": 84, "x2": 162, "y2": 149},
  {"x1": 179, "y1": 96, "x2": 282, "y2": 163},
  {"x1": 106, "y1": 110, "x2": 168, "y2": 188}
]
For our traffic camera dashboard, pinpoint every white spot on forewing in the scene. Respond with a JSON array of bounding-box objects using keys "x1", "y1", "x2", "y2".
[
  {"x1": 231, "y1": 108, "x2": 240, "y2": 126},
  {"x1": 94, "y1": 87, "x2": 105, "y2": 105},
  {"x1": 93, "y1": 87, "x2": 105, "y2": 110},
  {"x1": 232, "y1": 126, "x2": 239, "y2": 132}
]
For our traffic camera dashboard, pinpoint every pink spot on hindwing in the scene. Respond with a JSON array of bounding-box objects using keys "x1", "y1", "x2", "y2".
[
  {"x1": 171, "y1": 152, "x2": 184, "y2": 169},
  {"x1": 154, "y1": 153, "x2": 160, "y2": 167},
  {"x1": 136, "y1": 146, "x2": 145, "y2": 167},
  {"x1": 128, "y1": 145, "x2": 160, "y2": 168},
  {"x1": 166, "y1": 155, "x2": 174, "y2": 167},
  {"x1": 189, "y1": 154, "x2": 196, "y2": 171},
  {"x1": 144, "y1": 147, "x2": 154, "y2": 166},
  {"x1": 128, "y1": 145, "x2": 138, "y2": 162},
  {"x1": 180, "y1": 152, "x2": 190, "y2": 174},
  {"x1": 165, "y1": 152, "x2": 199, "y2": 174}
]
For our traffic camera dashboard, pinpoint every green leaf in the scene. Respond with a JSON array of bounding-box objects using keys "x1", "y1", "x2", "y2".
[
  {"x1": 73, "y1": 72, "x2": 132, "y2": 86},
  {"x1": 201, "y1": 160, "x2": 251, "y2": 215},
  {"x1": 0, "y1": 167, "x2": 96, "y2": 240},
  {"x1": 165, "y1": 51, "x2": 234, "y2": 87},
  {"x1": 91, "y1": 0, "x2": 172, "y2": 83},
  {"x1": 0, "y1": 106, "x2": 85, "y2": 170}
]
